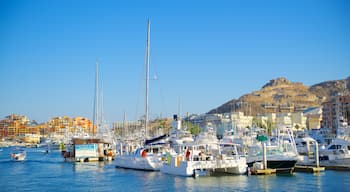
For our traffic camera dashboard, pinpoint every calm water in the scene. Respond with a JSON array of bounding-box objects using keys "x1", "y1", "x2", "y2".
[{"x1": 1, "y1": 147, "x2": 349, "y2": 192}]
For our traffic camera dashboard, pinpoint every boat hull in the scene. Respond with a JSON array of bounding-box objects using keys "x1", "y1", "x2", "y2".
[
  {"x1": 11, "y1": 152, "x2": 26, "y2": 161},
  {"x1": 115, "y1": 155, "x2": 162, "y2": 171},
  {"x1": 247, "y1": 160, "x2": 297, "y2": 173}
]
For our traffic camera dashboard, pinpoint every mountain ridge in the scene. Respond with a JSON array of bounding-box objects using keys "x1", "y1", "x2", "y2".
[{"x1": 207, "y1": 76, "x2": 350, "y2": 115}]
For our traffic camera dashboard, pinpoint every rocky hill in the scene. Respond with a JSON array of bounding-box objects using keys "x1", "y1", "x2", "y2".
[{"x1": 207, "y1": 77, "x2": 350, "y2": 115}]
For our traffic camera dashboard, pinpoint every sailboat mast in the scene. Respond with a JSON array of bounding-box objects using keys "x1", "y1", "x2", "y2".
[
  {"x1": 145, "y1": 19, "x2": 151, "y2": 139},
  {"x1": 93, "y1": 61, "x2": 99, "y2": 135}
]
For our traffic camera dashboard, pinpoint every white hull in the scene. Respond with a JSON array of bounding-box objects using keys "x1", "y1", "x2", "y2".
[
  {"x1": 161, "y1": 160, "x2": 197, "y2": 177},
  {"x1": 12, "y1": 152, "x2": 26, "y2": 161},
  {"x1": 160, "y1": 156, "x2": 247, "y2": 177},
  {"x1": 115, "y1": 154, "x2": 162, "y2": 171}
]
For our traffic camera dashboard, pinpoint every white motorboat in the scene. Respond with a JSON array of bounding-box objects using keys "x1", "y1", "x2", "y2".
[
  {"x1": 318, "y1": 138, "x2": 350, "y2": 165},
  {"x1": 160, "y1": 143, "x2": 247, "y2": 177},
  {"x1": 11, "y1": 150, "x2": 26, "y2": 161},
  {"x1": 247, "y1": 126, "x2": 298, "y2": 173}
]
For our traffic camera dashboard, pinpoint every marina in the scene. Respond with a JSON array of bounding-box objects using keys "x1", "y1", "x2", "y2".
[
  {"x1": 1, "y1": 1, "x2": 350, "y2": 191},
  {"x1": 1, "y1": 146, "x2": 350, "y2": 191}
]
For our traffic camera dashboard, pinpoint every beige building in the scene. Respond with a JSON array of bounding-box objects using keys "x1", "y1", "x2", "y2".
[
  {"x1": 322, "y1": 94, "x2": 350, "y2": 133},
  {"x1": 304, "y1": 107, "x2": 322, "y2": 129},
  {"x1": 291, "y1": 112, "x2": 307, "y2": 130},
  {"x1": 231, "y1": 112, "x2": 253, "y2": 129}
]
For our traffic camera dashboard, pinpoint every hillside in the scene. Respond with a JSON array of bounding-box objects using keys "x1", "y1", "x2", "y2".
[{"x1": 207, "y1": 77, "x2": 350, "y2": 115}]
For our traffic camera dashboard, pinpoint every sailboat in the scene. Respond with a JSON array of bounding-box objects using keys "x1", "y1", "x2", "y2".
[
  {"x1": 63, "y1": 62, "x2": 115, "y2": 162},
  {"x1": 115, "y1": 19, "x2": 166, "y2": 171}
]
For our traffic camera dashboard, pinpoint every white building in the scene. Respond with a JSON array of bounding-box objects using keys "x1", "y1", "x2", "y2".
[
  {"x1": 231, "y1": 112, "x2": 253, "y2": 129},
  {"x1": 291, "y1": 112, "x2": 307, "y2": 130}
]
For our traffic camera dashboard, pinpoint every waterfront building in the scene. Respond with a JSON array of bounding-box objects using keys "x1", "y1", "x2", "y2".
[
  {"x1": 321, "y1": 94, "x2": 350, "y2": 133},
  {"x1": 0, "y1": 114, "x2": 34, "y2": 139},
  {"x1": 231, "y1": 112, "x2": 253, "y2": 129},
  {"x1": 276, "y1": 113, "x2": 292, "y2": 127},
  {"x1": 47, "y1": 116, "x2": 94, "y2": 137},
  {"x1": 325, "y1": 95, "x2": 350, "y2": 129},
  {"x1": 304, "y1": 107, "x2": 322, "y2": 129},
  {"x1": 0, "y1": 114, "x2": 94, "y2": 141},
  {"x1": 291, "y1": 112, "x2": 307, "y2": 130}
]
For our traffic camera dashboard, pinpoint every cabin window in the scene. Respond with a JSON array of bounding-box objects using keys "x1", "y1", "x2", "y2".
[{"x1": 329, "y1": 145, "x2": 342, "y2": 149}]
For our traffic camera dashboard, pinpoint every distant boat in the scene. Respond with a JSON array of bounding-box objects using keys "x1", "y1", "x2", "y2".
[{"x1": 11, "y1": 149, "x2": 26, "y2": 161}]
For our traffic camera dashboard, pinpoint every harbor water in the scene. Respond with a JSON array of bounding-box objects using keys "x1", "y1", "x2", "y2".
[{"x1": 1, "y1": 147, "x2": 349, "y2": 192}]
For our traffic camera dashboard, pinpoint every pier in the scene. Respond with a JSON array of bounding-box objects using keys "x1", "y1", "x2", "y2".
[{"x1": 295, "y1": 142, "x2": 325, "y2": 173}]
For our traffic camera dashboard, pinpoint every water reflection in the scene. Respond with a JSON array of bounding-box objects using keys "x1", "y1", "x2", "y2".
[
  {"x1": 181, "y1": 175, "x2": 249, "y2": 191},
  {"x1": 72, "y1": 161, "x2": 108, "y2": 172}
]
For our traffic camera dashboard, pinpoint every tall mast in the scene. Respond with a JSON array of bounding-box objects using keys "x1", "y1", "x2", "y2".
[
  {"x1": 145, "y1": 19, "x2": 151, "y2": 139},
  {"x1": 93, "y1": 61, "x2": 99, "y2": 135}
]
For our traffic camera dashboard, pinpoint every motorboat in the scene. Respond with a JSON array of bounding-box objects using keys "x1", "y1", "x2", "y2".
[
  {"x1": 11, "y1": 149, "x2": 26, "y2": 161},
  {"x1": 318, "y1": 138, "x2": 350, "y2": 165},
  {"x1": 247, "y1": 126, "x2": 298, "y2": 173},
  {"x1": 160, "y1": 143, "x2": 247, "y2": 177}
]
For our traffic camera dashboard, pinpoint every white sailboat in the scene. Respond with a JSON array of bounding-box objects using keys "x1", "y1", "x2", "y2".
[
  {"x1": 115, "y1": 19, "x2": 165, "y2": 171},
  {"x1": 63, "y1": 62, "x2": 116, "y2": 162}
]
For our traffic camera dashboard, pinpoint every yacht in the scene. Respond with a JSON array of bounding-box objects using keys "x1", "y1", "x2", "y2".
[
  {"x1": 295, "y1": 134, "x2": 319, "y2": 164},
  {"x1": 318, "y1": 138, "x2": 350, "y2": 166},
  {"x1": 160, "y1": 143, "x2": 247, "y2": 177},
  {"x1": 168, "y1": 115, "x2": 194, "y2": 146},
  {"x1": 247, "y1": 126, "x2": 298, "y2": 173}
]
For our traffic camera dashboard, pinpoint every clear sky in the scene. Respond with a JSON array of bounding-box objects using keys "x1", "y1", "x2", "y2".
[{"x1": 0, "y1": 0, "x2": 349, "y2": 123}]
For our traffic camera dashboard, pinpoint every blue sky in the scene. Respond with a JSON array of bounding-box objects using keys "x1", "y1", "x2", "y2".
[{"x1": 0, "y1": 0, "x2": 349, "y2": 123}]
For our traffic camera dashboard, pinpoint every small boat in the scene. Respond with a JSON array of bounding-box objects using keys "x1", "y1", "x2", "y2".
[{"x1": 11, "y1": 150, "x2": 26, "y2": 161}]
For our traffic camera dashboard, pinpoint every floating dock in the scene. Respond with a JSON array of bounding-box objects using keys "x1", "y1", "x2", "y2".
[
  {"x1": 295, "y1": 166, "x2": 325, "y2": 173},
  {"x1": 250, "y1": 168, "x2": 276, "y2": 175}
]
